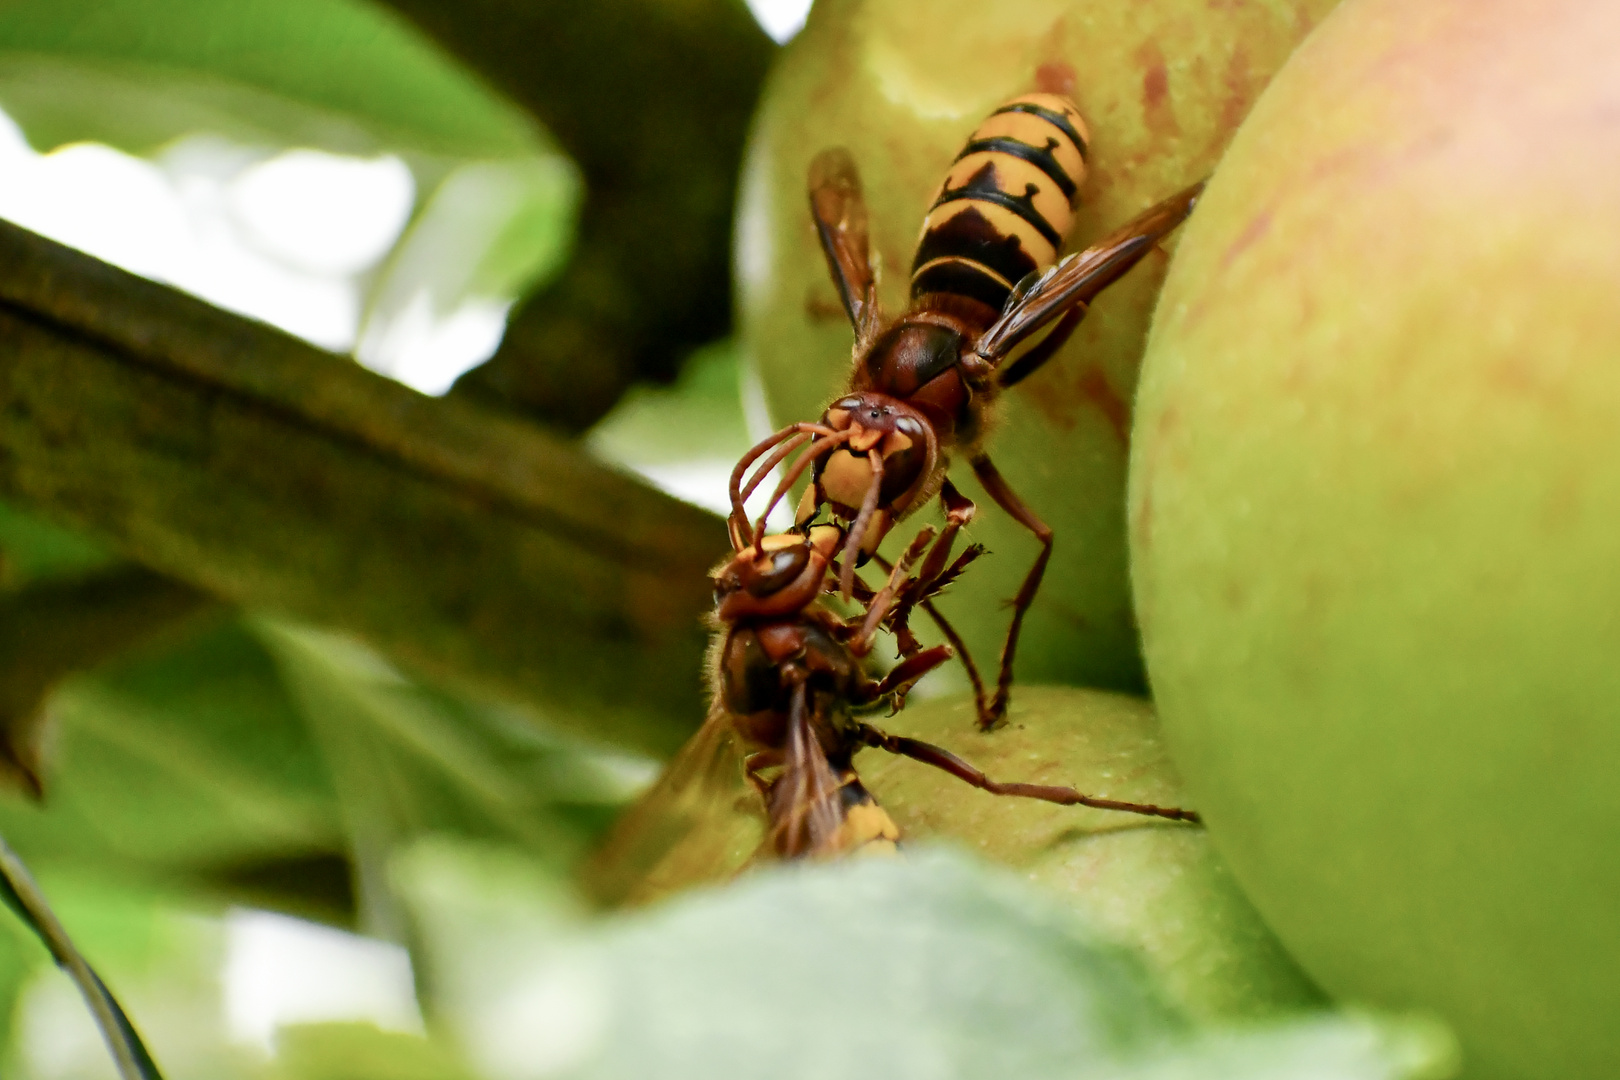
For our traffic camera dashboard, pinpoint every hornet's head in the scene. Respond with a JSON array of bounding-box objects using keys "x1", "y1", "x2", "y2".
[
  {"x1": 712, "y1": 525, "x2": 843, "y2": 623},
  {"x1": 798, "y1": 393, "x2": 940, "y2": 563}
]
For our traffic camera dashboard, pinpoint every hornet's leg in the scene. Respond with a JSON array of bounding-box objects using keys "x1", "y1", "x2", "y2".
[
  {"x1": 911, "y1": 479, "x2": 977, "y2": 593},
  {"x1": 913, "y1": 596, "x2": 988, "y2": 723},
  {"x1": 848, "y1": 526, "x2": 937, "y2": 656},
  {"x1": 970, "y1": 453, "x2": 1052, "y2": 730},
  {"x1": 848, "y1": 642, "x2": 955, "y2": 712},
  {"x1": 854, "y1": 722, "x2": 1201, "y2": 823},
  {"x1": 871, "y1": 644, "x2": 953, "y2": 704},
  {"x1": 871, "y1": 547, "x2": 990, "y2": 722}
]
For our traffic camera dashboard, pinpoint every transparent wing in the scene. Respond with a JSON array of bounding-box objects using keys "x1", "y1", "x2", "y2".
[
  {"x1": 808, "y1": 147, "x2": 882, "y2": 340},
  {"x1": 767, "y1": 684, "x2": 847, "y2": 858},
  {"x1": 975, "y1": 180, "x2": 1206, "y2": 364},
  {"x1": 581, "y1": 704, "x2": 763, "y2": 907}
]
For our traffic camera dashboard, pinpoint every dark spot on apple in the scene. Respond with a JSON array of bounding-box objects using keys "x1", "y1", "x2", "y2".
[
  {"x1": 1036, "y1": 61, "x2": 1077, "y2": 97},
  {"x1": 1221, "y1": 210, "x2": 1273, "y2": 270},
  {"x1": 1218, "y1": 44, "x2": 1255, "y2": 136},
  {"x1": 1135, "y1": 40, "x2": 1180, "y2": 139},
  {"x1": 1143, "y1": 64, "x2": 1168, "y2": 110},
  {"x1": 1133, "y1": 488, "x2": 1155, "y2": 550},
  {"x1": 1077, "y1": 367, "x2": 1131, "y2": 447}
]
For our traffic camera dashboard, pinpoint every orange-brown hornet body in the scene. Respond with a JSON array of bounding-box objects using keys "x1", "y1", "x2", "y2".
[
  {"x1": 708, "y1": 526, "x2": 1198, "y2": 859},
  {"x1": 711, "y1": 526, "x2": 951, "y2": 856},
  {"x1": 732, "y1": 90, "x2": 1204, "y2": 728}
]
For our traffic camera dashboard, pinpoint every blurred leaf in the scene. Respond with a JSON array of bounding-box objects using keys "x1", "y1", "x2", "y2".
[
  {"x1": 271, "y1": 1023, "x2": 475, "y2": 1080},
  {"x1": 400, "y1": 843, "x2": 1454, "y2": 1080},
  {"x1": 587, "y1": 341, "x2": 753, "y2": 469},
  {"x1": 257, "y1": 622, "x2": 653, "y2": 935},
  {"x1": 0, "y1": 618, "x2": 343, "y2": 879},
  {"x1": 357, "y1": 155, "x2": 580, "y2": 390},
  {"x1": 0, "y1": 565, "x2": 211, "y2": 799},
  {"x1": 0, "y1": 912, "x2": 34, "y2": 1060},
  {"x1": 0, "y1": 0, "x2": 542, "y2": 160},
  {"x1": 0, "y1": 501, "x2": 114, "y2": 588},
  {"x1": 1105, "y1": 1015, "x2": 1458, "y2": 1080},
  {"x1": 391, "y1": 838, "x2": 586, "y2": 1063}
]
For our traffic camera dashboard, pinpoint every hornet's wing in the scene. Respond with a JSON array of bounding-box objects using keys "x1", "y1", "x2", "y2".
[
  {"x1": 809, "y1": 148, "x2": 883, "y2": 343},
  {"x1": 976, "y1": 180, "x2": 1205, "y2": 384},
  {"x1": 581, "y1": 704, "x2": 763, "y2": 907}
]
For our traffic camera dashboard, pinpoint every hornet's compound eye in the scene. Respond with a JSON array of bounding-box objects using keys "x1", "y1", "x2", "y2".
[{"x1": 745, "y1": 543, "x2": 810, "y2": 597}]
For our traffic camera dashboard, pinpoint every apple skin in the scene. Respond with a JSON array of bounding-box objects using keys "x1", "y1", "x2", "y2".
[
  {"x1": 735, "y1": 0, "x2": 1340, "y2": 694},
  {"x1": 858, "y1": 686, "x2": 1323, "y2": 1022},
  {"x1": 585, "y1": 686, "x2": 1324, "y2": 1021},
  {"x1": 1129, "y1": 0, "x2": 1620, "y2": 1076}
]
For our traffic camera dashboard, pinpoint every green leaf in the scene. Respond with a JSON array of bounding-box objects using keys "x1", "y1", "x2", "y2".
[
  {"x1": 400, "y1": 843, "x2": 1456, "y2": 1080},
  {"x1": 257, "y1": 621, "x2": 653, "y2": 933},
  {"x1": 270, "y1": 1023, "x2": 477, "y2": 1080},
  {"x1": 1106, "y1": 1015, "x2": 1458, "y2": 1080},
  {"x1": 0, "y1": 617, "x2": 343, "y2": 877},
  {"x1": 0, "y1": 499, "x2": 115, "y2": 586},
  {"x1": 587, "y1": 341, "x2": 755, "y2": 470},
  {"x1": 0, "y1": 0, "x2": 541, "y2": 160}
]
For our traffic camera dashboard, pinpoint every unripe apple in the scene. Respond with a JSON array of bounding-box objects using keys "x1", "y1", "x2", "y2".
[
  {"x1": 1130, "y1": 1, "x2": 1620, "y2": 1076},
  {"x1": 587, "y1": 687, "x2": 1322, "y2": 1021},
  {"x1": 858, "y1": 686, "x2": 1322, "y2": 1021},
  {"x1": 735, "y1": 0, "x2": 1340, "y2": 693}
]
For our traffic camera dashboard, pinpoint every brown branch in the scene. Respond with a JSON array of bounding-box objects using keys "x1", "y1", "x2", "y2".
[
  {"x1": 0, "y1": 218, "x2": 729, "y2": 756},
  {"x1": 376, "y1": 0, "x2": 777, "y2": 430}
]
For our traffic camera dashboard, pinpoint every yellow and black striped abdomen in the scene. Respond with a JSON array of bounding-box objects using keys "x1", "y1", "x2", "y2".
[{"x1": 910, "y1": 93, "x2": 1090, "y2": 313}]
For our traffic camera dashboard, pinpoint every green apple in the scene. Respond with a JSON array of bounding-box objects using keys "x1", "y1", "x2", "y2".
[
  {"x1": 1130, "y1": 0, "x2": 1620, "y2": 1076},
  {"x1": 735, "y1": 0, "x2": 1341, "y2": 694},
  {"x1": 859, "y1": 686, "x2": 1322, "y2": 1021},
  {"x1": 586, "y1": 686, "x2": 1322, "y2": 1021}
]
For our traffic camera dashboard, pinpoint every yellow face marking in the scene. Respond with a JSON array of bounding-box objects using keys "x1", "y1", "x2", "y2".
[
  {"x1": 882, "y1": 430, "x2": 914, "y2": 456},
  {"x1": 847, "y1": 424, "x2": 884, "y2": 453},
  {"x1": 796, "y1": 483, "x2": 820, "y2": 525},
  {"x1": 806, "y1": 524, "x2": 842, "y2": 558},
  {"x1": 822, "y1": 449, "x2": 875, "y2": 508},
  {"x1": 759, "y1": 533, "x2": 804, "y2": 553},
  {"x1": 825, "y1": 407, "x2": 852, "y2": 430}
]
